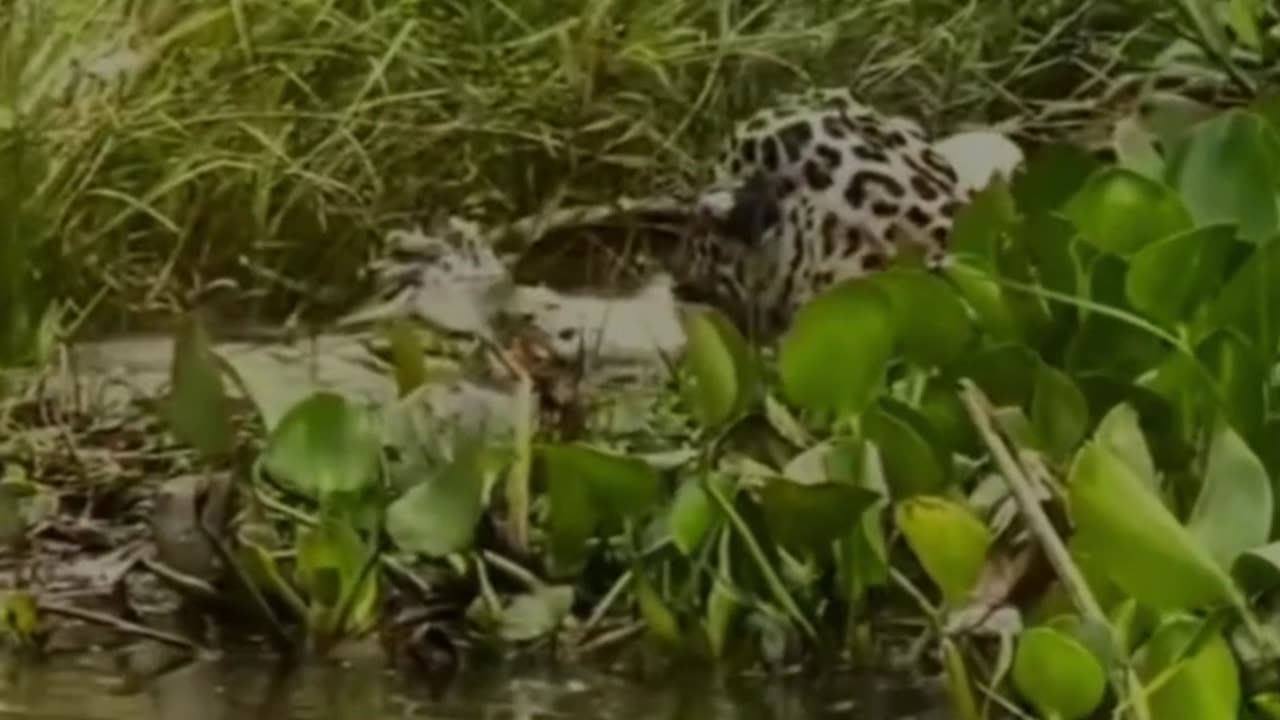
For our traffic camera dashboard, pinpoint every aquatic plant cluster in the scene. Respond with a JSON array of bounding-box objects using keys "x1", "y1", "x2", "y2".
[{"x1": 7, "y1": 1, "x2": 1280, "y2": 719}]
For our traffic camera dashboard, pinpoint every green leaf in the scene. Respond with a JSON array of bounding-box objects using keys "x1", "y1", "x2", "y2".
[
  {"x1": 1012, "y1": 626, "x2": 1108, "y2": 720},
  {"x1": 944, "y1": 260, "x2": 1020, "y2": 342},
  {"x1": 540, "y1": 444, "x2": 662, "y2": 567},
  {"x1": 1227, "y1": 0, "x2": 1263, "y2": 49},
  {"x1": 1067, "y1": 443, "x2": 1237, "y2": 612},
  {"x1": 1063, "y1": 167, "x2": 1192, "y2": 256},
  {"x1": 497, "y1": 585, "x2": 574, "y2": 642},
  {"x1": 1232, "y1": 540, "x2": 1280, "y2": 593},
  {"x1": 262, "y1": 392, "x2": 381, "y2": 503},
  {"x1": 669, "y1": 475, "x2": 729, "y2": 556},
  {"x1": 633, "y1": 569, "x2": 684, "y2": 650},
  {"x1": 1165, "y1": 109, "x2": 1280, "y2": 243},
  {"x1": 1094, "y1": 403, "x2": 1157, "y2": 490},
  {"x1": 1135, "y1": 616, "x2": 1241, "y2": 720},
  {"x1": 865, "y1": 398, "x2": 950, "y2": 498},
  {"x1": 950, "y1": 177, "x2": 1018, "y2": 260},
  {"x1": 894, "y1": 496, "x2": 992, "y2": 606},
  {"x1": 1194, "y1": 239, "x2": 1280, "y2": 351},
  {"x1": 164, "y1": 315, "x2": 233, "y2": 459},
  {"x1": 295, "y1": 517, "x2": 378, "y2": 636},
  {"x1": 1011, "y1": 142, "x2": 1102, "y2": 217},
  {"x1": 1125, "y1": 224, "x2": 1234, "y2": 327},
  {"x1": 385, "y1": 438, "x2": 486, "y2": 558},
  {"x1": 679, "y1": 307, "x2": 760, "y2": 428},
  {"x1": 1030, "y1": 361, "x2": 1089, "y2": 459},
  {"x1": 778, "y1": 280, "x2": 895, "y2": 417},
  {"x1": 1253, "y1": 692, "x2": 1280, "y2": 720},
  {"x1": 870, "y1": 268, "x2": 975, "y2": 367},
  {"x1": 1112, "y1": 115, "x2": 1166, "y2": 179},
  {"x1": 1187, "y1": 421, "x2": 1272, "y2": 570},
  {"x1": 941, "y1": 638, "x2": 982, "y2": 720},
  {"x1": 759, "y1": 476, "x2": 878, "y2": 554}
]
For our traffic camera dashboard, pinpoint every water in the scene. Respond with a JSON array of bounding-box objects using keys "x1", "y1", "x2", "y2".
[{"x1": 0, "y1": 651, "x2": 950, "y2": 720}]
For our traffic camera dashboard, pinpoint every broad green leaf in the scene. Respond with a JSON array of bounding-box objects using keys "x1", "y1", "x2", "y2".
[
  {"x1": 1063, "y1": 167, "x2": 1192, "y2": 256},
  {"x1": 262, "y1": 392, "x2": 381, "y2": 503},
  {"x1": 1125, "y1": 224, "x2": 1234, "y2": 327},
  {"x1": 1067, "y1": 443, "x2": 1237, "y2": 612},
  {"x1": 950, "y1": 177, "x2": 1017, "y2": 260},
  {"x1": 669, "y1": 475, "x2": 729, "y2": 556},
  {"x1": 1011, "y1": 142, "x2": 1102, "y2": 217},
  {"x1": 1135, "y1": 616, "x2": 1241, "y2": 720},
  {"x1": 1030, "y1": 362, "x2": 1089, "y2": 459},
  {"x1": 870, "y1": 269, "x2": 974, "y2": 367},
  {"x1": 1143, "y1": 329, "x2": 1267, "y2": 442},
  {"x1": 497, "y1": 585, "x2": 574, "y2": 642},
  {"x1": 778, "y1": 280, "x2": 895, "y2": 417},
  {"x1": 385, "y1": 438, "x2": 486, "y2": 558},
  {"x1": 1012, "y1": 626, "x2": 1107, "y2": 720},
  {"x1": 1194, "y1": 239, "x2": 1280, "y2": 350},
  {"x1": 540, "y1": 444, "x2": 661, "y2": 567},
  {"x1": 1232, "y1": 541, "x2": 1280, "y2": 593},
  {"x1": 895, "y1": 496, "x2": 991, "y2": 606},
  {"x1": 948, "y1": 343, "x2": 1038, "y2": 407},
  {"x1": 865, "y1": 398, "x2": 950, "y2": 498},
  {"x1": 679, "y1": 307, "x2": 759, "y2": 428},
  {"x1": 1227, "y1": 0, "x2": 1263, "y2": 49},
  {"x1": 295, "y1": 517, "x2": 378, "y2": 636},
  {"x1": 1094, "y1": 403, "x2": 1157, "y2": 490},
  {"x1": 633, "y1": 569, "x2": 683, "y2": 650},
  {"x1": 1187, "y1": 421, "x2": 1272, "y2": 570},
  {"x1": 164, "y1": 316, "x2": 233, "y2": 459},
  {"x1": 759, "y1": 477, "x2": 878, "y2": 553},
  {"x1": 944, "y1": 259, "x2": 1020, "y2": 342},
  {"x1": 1165, "y1": 109, "x2": 1280, "y2": 243},
  {"x1": 1065, "y1": 254, "x2": 1167, "y2": 378},
  {"x1": 705, "y1": 574, "x2": 739, "y2": 659}
]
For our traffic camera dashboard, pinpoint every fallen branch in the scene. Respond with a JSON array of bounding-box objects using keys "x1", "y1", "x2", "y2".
[{"x1": 958, "y1": 379, "x2": 1151, "y2": 720}]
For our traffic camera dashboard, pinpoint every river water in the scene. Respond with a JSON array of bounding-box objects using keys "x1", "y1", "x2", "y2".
[{"x1": 0, "y1": 651, "x2": 950, "y2": 720}]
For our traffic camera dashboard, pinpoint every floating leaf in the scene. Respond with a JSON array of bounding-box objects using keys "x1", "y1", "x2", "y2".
[
  {"x1": 1011, "y1": 142, "x2": 1102, "y2": 217},
  {"x1": 540, "y1": 444, "x2": 661, "y2": 567},
  {"x1": 668, "y1": 475, "x2": 730, "y2": 556},
  {"x1": 634, "y1": 569, "x2": 683, "y2": 650},
  {"x1": 1187, "y1": 421, "x2": 1272, "y2": 570},
  {"x1": 1094, "y1": 403, "x2": 1157, "y2": 490},
  {"x1": 759, "y1": 477, "x2": 878, "y2": 553},
  {"x1": 165, "y1": 315, "x2": 233, "y2": 459},
  {"x1": 262, "y1": 392, "x2": 381, "y2": 503},
  {"x1": 1013, "y1": 626, "x2": 1107, "y2": 720},
  {"x1": 679, "y1": 307, "x2": 759, "y2": 428},
  {"x1": 865, "y1": 398, "x2": 950, "y2": 498},
  {"x1": 1030, "y1": 362, "x2": 1089, "y2": 459},
  {"x1": 944, "y1": 260, "x2": 1020, "y2": 342},
  {"x1": 1067, "y1": 443, "x2": 1237, "y2": 612},
  {"x1": 950, "y1": 178, "x2": 1018, "y2": 260},
  {"x1": 870, "y1": 268, "x2": 975, "y2": 367},
  {"x1": 1232, "y1": 541, "x2": 1280, "y2": 594},
  {"x1": 295, "y1": 517, "x2": 378, "y2": 637},
  {"x1": 941, "y1": 637, "x2": 981, "y2": 720},
  {"x1": 778, "y1": 280, "x2": 895, "y2": 417},
  {"x1": 1064, "y1": 167, "x2": 1192, "y2": 256},
  {"x1": 1135, "y1": 616, "x2": 1241, "y2": 720},
  {"x1": 895, "y1": 496, "x2": 992, "y2": 606},
  {"x1": 385, "y1": 437, "x2": 486, "y2": 558},
  {"x1": 1125, "y1": 224, "x2": 1234, "y2": 327},
  {"x1": 1165, "y1": 109, "x2": 1280, "y2": 243}
]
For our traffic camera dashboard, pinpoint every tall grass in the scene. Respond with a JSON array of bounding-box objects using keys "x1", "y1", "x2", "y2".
[{"x1": 0, "y1": 0, "x2": 1209, "y2": 342}]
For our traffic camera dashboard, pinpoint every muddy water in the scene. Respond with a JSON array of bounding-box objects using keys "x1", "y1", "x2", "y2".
[{"x1": 0, "y1": 652, "x2": 950, "y2": 720}]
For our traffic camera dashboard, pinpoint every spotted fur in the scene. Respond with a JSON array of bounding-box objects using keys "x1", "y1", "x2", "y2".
[{"x1": 680, "y1": 87, "x2": 980, "y2": 335}]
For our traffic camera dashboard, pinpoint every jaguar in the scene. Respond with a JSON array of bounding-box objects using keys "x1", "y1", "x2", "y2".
[{"x1": 670, "y1": 87, "x2": 1022, "y2": 337}]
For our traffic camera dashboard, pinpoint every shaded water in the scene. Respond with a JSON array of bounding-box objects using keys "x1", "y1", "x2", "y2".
[{"x1": 0, "y1": 652, "x2": 950, "y2": 720}]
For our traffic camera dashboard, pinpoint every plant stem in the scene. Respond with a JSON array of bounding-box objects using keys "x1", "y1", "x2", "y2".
[{"x1": 959, "y1": 380, "x2": 1151, "y2": 720}]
